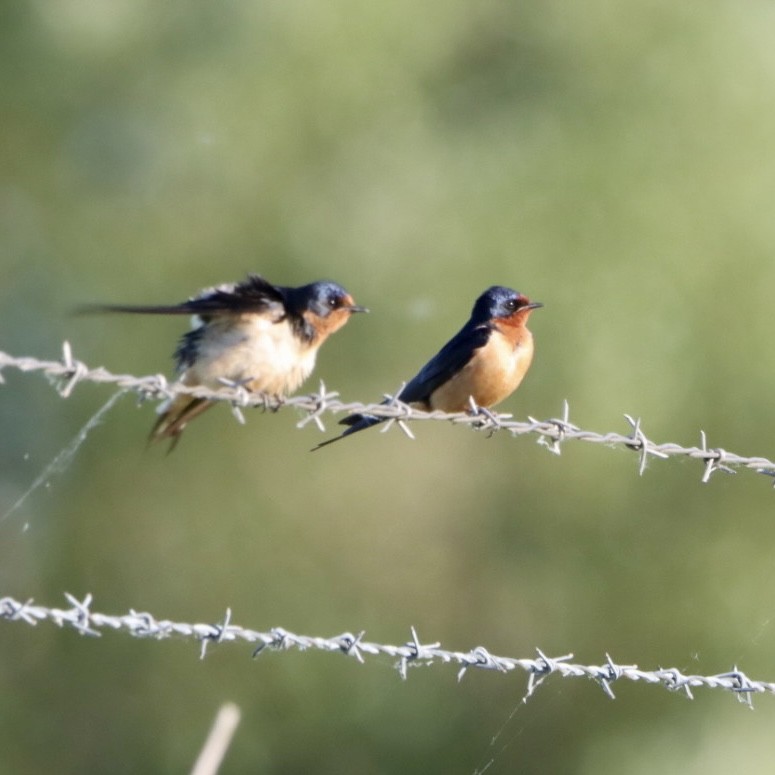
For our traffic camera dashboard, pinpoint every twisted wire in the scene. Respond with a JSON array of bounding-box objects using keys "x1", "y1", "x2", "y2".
[
  {"x1": 1, "y1": 594, "x2": 769, "y2": 704},
  {"x1": 1, "y1": 344, "x2": 774, "y2": 483}
]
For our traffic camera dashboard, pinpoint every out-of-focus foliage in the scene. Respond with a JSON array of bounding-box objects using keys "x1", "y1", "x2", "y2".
[{"x1": 3, "y1": 1, "x2": 775, "y2": 772}]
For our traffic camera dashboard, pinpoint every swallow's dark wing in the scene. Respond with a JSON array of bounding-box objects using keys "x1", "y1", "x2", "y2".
[
  {"x1": 185, "y1": 275, "x2": 287, "y2": 316},
  {"x1": 77, "y1": 274, "x2": 287, "y2": 319},
  {"x1": 398, "y1": 322, "x2": 490, "y2": 404},
  {"x1": 173, "y1": 326, "x2": 204, "y2": 371},
  {"x1": 313, "y1": 321, "x2": 490, "y2": 450}
]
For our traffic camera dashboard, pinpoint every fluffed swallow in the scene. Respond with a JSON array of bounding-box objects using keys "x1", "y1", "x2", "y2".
[
  {"x1": 82, "y1": 274, "x2": 367, "y2": 448},
  {"x1": 314, "y1": 285, "x2": 542, "y2": 449}
]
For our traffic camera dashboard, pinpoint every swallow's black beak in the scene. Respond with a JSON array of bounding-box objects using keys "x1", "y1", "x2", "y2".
[
  {"x1": 524, "y1": 301, "x2": 543, "y2": 311},
  {"x1": 347, "y1": 304, "x2": 369, "y2": 314}
]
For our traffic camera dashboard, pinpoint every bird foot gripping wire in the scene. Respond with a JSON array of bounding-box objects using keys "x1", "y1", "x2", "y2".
[{"x1": 465, "y1": 396, "x2": 507, "y2": 436}]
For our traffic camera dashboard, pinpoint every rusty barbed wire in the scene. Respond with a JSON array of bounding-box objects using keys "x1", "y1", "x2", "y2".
[
  {"x1": 1, "y1": 594, "x2": 770, "y2": 705},
  {"x1": 2, "y1": 344, "x2": 775, "y2": 483}
]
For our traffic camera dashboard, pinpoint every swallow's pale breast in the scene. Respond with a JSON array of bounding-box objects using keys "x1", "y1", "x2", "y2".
[{"x1": 183, "y1": 312, "x2": 317, "y2": 396}]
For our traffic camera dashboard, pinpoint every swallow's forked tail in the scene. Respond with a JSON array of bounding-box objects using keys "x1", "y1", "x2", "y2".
[
  {"x1": 311, "y1": 413, "x2": 383, "y2": 451},
  {"x1": 149, "y1": 395, "x2": 214, "y2": 451}
]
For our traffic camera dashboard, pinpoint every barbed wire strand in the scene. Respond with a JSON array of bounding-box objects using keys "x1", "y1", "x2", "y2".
[
  {"x1": 2, "y1": 344, "x2": 775, "y2": 484},
  {"x1": 1, "y1": 594, "x2": 770, "y2": 706}
]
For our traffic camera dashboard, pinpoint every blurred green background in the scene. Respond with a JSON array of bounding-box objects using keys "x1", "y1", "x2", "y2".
[{"x1": 3, "y1": 1, "x2": 775, "y2": 772}]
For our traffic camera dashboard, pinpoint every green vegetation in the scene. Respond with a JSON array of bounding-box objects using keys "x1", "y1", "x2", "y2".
[{"x1": 3, "y1": 2, "x2": 775, "y2": 772}]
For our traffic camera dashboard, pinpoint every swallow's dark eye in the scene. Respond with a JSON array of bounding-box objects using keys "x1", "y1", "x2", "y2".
[
  {"x1": 328, "y1": 295, "x2": 342, "y2": 308},
  {"x1": 506, "y1": 298, "x2": 519, "y2": 311}
]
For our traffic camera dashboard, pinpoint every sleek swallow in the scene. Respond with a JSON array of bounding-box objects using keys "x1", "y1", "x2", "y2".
[
  {"x1": 81, "y1": 274, "x2": 367, "y2": 448},
  {"x1": 314, "y1": 285, "x2": 541, "y2": 449}
]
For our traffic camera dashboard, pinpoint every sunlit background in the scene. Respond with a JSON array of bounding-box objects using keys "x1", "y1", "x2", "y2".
[{"x1": 3, "y1": 1, "x2": 775, "y2": 772}]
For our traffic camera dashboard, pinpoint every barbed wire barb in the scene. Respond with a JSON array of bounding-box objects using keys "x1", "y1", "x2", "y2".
[
  {"x1": 3, "y1": 346, "x2": 775, "y2": 485},
  {"x1": 530, "y1": 399, "x2": 572, "y2": 456}
]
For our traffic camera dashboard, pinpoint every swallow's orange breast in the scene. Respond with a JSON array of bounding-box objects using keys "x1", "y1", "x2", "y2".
[{"x1": 428, "y1": 328, "x2": 535, "y2": 412}]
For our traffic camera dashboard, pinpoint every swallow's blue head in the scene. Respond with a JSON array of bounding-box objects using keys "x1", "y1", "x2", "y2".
[
  {"x1": 286, "y1": 281, "x2": 368, "y2": 343},
  {"x1": 291, "y1": 281, "x2": 369, "y2": 318},
  {"x1": 471, "y1": 286, "x2": 543, "y2": 323}
]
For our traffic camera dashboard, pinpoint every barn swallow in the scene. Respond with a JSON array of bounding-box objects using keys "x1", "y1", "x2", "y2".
[
  {"x1": 81, "y1": 274, "x2": 367, "y2": 448},
  {"x1": 314, "y1": 285, "x2": 541, "y2": 449}
]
